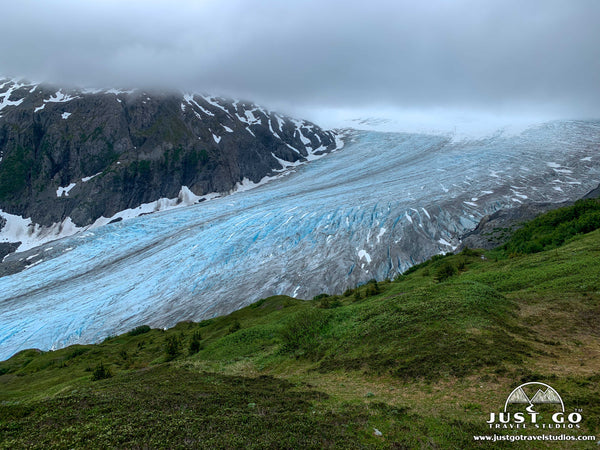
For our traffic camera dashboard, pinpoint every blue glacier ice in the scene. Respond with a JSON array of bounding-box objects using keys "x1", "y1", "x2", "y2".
[{"x1": 1, "y1": 120, "x2": 599, "y2": 360}]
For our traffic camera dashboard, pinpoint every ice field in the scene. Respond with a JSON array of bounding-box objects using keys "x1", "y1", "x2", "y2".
[{"x1": 1, "y1": 120, "x2": 599, "y2": 359}]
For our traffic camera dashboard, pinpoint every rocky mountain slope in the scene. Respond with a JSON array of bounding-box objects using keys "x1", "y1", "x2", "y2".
[
  {"x1": 459, "y1": 183, "x2": 600, "y2": 250},
  {"x1": 0, "y1": 78, "x2": 341, "y2": 253}
]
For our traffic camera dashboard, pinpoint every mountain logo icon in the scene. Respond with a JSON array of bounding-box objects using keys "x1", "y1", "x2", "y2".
[{"x1": 504, "y1": 382, "x2": 564, "y2": 412}]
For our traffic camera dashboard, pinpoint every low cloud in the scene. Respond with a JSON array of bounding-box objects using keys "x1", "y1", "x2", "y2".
[{"x1": 1, "y1": 0, "x2": 599, "y2": 120}]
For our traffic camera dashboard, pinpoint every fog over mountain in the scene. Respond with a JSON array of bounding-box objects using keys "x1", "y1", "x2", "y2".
[{"x1": 1, "y1": 0, "x2": 599, "y2": 128}]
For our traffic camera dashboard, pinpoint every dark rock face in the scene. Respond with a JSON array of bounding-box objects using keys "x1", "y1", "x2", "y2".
[
  {"x1": 459, "y1": 183, "x2": 600, "y2": 250},
  {"x1": 0, "y1": 79, "x2": 339, "y2": 228},
  {"x1": 0, "y1": 242, "x2": 20, "y2": 261},
  {"x1": 582, "y1": 183, "x2": 600, "y2": 199},
  {"x1": 459, "y1": 202, "x2": 569, "y2": 250}
]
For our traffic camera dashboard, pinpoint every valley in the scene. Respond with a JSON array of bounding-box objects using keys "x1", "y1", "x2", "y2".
[{"x1": 1, "y1": 120, "x2": 599, "y2": 360}]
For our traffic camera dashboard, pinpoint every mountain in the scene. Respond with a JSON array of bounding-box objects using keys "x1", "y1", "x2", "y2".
[
  {"x1": 0, "y1": 78, "x2": 341, "y2": 255},
  {"x1": 506, "y1": 387, "x2": 530, "y2": 404},
  {"x1": 530, "y1": 388, "x2": 562, "y2": 405},
  {"x1": 1, "y1": 120, "x2": 599, "y2": 359}
]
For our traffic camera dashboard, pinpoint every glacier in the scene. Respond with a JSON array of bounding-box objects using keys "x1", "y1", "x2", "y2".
[{"x1": 1, "y1": 120, "x2": 599, "y2": 360}]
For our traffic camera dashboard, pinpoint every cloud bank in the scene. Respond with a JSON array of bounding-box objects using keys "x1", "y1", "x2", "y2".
[{"x1": 1, "y1": 0, "x2": 599, "y2": 121}]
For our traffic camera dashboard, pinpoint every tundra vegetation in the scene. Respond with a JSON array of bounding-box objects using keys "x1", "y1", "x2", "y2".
[{"x1": 1, "y1": 199, "x2": 600, "y2": 448}]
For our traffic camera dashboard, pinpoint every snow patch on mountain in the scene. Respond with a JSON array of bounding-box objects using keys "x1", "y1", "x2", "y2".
[
  {"x1": 0, "y1": 81, "x2": 26, "y2": 112},
  {"x1": 81, "y1": 172, "x2": 101, "y2": 182},
  {"x1": 45, "y1": 90, "x2": 79, "y2": 104},
  {"x1": 1, "y1": 186, "x2": 217, "y2": 253},
  {"x1": 0, "y1": 211, "x2": 79, "y2": 254},
  {"x1": 184, "y1": 93, "x2": 214, "y2": 117},
  {"x1": 202, "y1": 95, "x2": 232, "y2": 117},
  {"x1": 56, "y1": 183, "x2": 76, "y2": 197}
]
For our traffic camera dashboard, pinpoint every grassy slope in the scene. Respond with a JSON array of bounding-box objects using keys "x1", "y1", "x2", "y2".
[{"x1": 1, "y1": 200, "x2": 600, "y2": 448}]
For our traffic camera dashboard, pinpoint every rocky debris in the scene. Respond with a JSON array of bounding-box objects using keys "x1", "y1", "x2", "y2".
[
  {"x1": 0, "y1": 242, "x2": 20, "y2": 261},
  {"x1": 460, "y1": 183, "x2": 600, "y2": 250},
  {"x1": 0, "y1": 238, "x2": 78, "y2": 277},
  {"x1": 582, "y1": 183, "x2": 600, "y2": 199}
]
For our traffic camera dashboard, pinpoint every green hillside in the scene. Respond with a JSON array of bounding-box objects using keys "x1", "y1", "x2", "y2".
[{"x1": 2, "y1": 199, "x2": 600, "y2": 448}]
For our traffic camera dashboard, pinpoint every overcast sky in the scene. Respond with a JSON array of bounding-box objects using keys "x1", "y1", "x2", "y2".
[{"x1": 1, "y1": 0, "x2": 599, "y2": 128}]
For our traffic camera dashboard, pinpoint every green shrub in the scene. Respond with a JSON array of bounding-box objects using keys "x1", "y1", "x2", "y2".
[
  {"x1": 64, "y1": 347, "x2": 89, "y2": 360},
  {"x1": 189, "y1": 331, "x2": 203, "y2": 355},
  {"x1": 503, "y1": 199, "x2": 600, "y2": 255},
  {"x1": 319, "y1": 296, "x2": 342, "y2": 309},
  {"x1": 198, "y1": 319, "x2": 215, "y2": 328},
  {"x1": 365, "y1": 282, "x2": 380, "y2": 297},
  {"x1": 91, "y1": 362, "x2": 112, "y2": 381},
  {"x1": 228, "y1": 321, "x2": 241, "y2": 334},
  {"x1": 128, "y1": 325, "x2": 151, "y2": 336},
  {"x1": 280, "y1": 309, "x2": 329, "y2": 354},
  {"x1": 319, "y1": 297, "x2": 331, "y2": 308},
  {"x1": 250, "y1": 298, "x2": 267, "y2": 308},
  {"x1": 460, "y1": 247, "x2": 481, "y2": 257},
  {"x1": 434, "y1": 262, "x2": 457, "y2": 282},
  {"x1": 165, "y1": 335, "x2": 182, "y2": 359},
  {"x1": 403, "y1": 253, "x2": 454, "y2": 276},
  {"x1": 0, "y1": 146, "x2": 35, "y2": 200}
]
